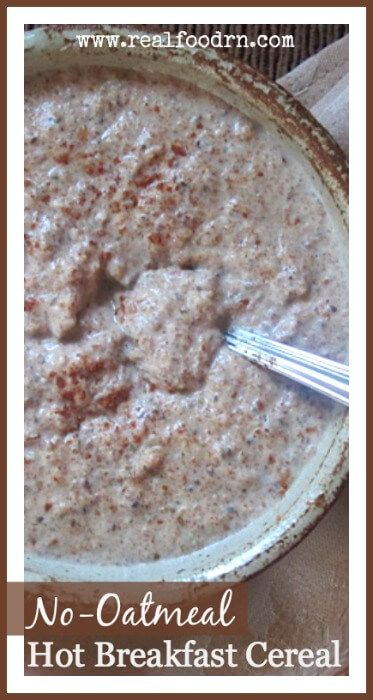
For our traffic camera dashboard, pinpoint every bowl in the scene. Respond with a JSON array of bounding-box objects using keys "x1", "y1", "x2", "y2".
[{"x1": 24, "y1": 26, "x2": 348, "y2": 582}]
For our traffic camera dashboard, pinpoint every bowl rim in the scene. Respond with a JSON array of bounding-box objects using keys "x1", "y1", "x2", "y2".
[{"x1": 24, "y1": 25, "x2": 349, "y2": 583}]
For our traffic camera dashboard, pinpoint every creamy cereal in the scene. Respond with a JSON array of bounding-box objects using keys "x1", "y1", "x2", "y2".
[{"x1": 24, "y1": 68, "x2": 347, "y2": 564}]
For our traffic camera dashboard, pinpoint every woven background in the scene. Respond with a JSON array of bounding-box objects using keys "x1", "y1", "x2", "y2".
[{"x1": 24, "y1": 24, "x2": 348, "y2": 80}]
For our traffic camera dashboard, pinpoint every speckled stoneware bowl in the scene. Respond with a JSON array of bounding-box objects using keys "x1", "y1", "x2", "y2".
[{"x1": 24, "y1": 26, "x2": 349, "y2": 582}]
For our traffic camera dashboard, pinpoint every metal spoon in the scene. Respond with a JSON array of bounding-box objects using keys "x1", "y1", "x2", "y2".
[{"x1": 224, "y1": 327, "x2": 349, "y2": 407}]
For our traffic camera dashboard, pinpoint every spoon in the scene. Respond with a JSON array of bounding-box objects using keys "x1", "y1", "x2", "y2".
[{"x1": 224, "y1": 327, "x2": 349, "y2": 407}]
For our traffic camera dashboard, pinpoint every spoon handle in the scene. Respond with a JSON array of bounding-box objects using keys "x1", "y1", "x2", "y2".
[{"x1": 225, "y1": 328, "x2": 349, "y2": 407}]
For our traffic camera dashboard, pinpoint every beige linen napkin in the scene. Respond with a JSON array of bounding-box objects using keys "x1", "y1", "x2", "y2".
[
  {"x1": 279, "y1": 35, "x2": 349, "y2": 153},
  {"x1": 247, "y1": 35, "x2": 349, "y2": 676}
]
